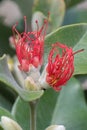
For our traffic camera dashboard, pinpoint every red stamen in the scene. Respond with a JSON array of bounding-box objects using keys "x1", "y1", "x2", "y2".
[
  {"x1": 35, "y1": 20, "x2": 39, "y2": 31},
  {"x1": 24, "y1": 16, "x2": 27, "y2": 33},
  {"x1": 12, "y1": 22, "x2": 21, "y2": 45},
  {"x1": 73, "y1": 49, "x2": 84, "y2": 55},
  {"x1": 39, "y1": 13, "x2": 50, "y2": 36},
  {"x1": 35, "y1": 20, "x2": 39, "y2": 36},
  {"x1": 12, "y1": 23, "x2": 21, "y2": 38}
]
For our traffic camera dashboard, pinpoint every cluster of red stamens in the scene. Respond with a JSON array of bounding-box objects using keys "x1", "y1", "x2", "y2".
[
  {"x1": 12, "y1": 16, "x2": 48, "y2": 71},
  {"x1": 46, "y1": 42, "x2": 84, "y2": 91}
]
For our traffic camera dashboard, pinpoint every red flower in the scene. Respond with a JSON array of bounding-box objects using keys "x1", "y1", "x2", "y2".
[
  {"x1": 46, "y1": 42, "x2": 84, "y2": 91},
  {"x1": 12, "y1": 16, "x2": 48, "y2": 72}
]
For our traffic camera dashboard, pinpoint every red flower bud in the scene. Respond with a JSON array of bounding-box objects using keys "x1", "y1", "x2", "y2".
[
  {"x1": 46, "y1": 42, "x2": 84, "y2": 91},
  {"x1": 12, "y1": 16, "x2": 48, "y2": 72}
]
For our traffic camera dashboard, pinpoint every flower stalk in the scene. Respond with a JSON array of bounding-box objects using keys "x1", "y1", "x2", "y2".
[{"x1": 29, "y1": 101, "x2": 38, "y2": 130}]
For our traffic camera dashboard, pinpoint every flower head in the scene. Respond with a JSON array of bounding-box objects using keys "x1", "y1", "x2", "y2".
[
  {"x1": 12, "y1": 16, "x2": 48, "y2": 72},
  {"x1": 46, "y1": 42, "x2": 84, "y2": 91}
]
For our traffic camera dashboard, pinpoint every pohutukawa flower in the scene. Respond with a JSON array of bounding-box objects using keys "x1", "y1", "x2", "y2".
[
  {"x1": 46, "y1": 42, "x2": 84, "y2": 91},
  {"x1": 12, "y1": 15, "x2": 49, "y2": 72}
]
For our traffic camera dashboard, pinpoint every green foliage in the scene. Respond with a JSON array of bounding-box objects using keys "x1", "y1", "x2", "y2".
[
  {"x1": 12, "y1": 97, "x2": 30, "y2": 130},
  {"x1": 0, "y1": 107, "x2": 13, "y2": 119},
  {"x1": 12, "y1": 0, "x2": 33, "y2": 22},
  {"x1": 0, "y1": 23, "x2": 13, "y2": 56},
  {"x1": 11, "y1": 78, "x2": 87, "y2": 130},
  {"x1": 33, "y1": 0, "x2": 65, "y2": 30},
  {"x1": 64, "y1": 5, "x2": 87, "y2": 25},
  {"x1": 0, "y1": 95, "x2": 12, "y2": 111},
  {"x1": 11, "y1": 89, "x2": 59, "y2": 130},
  {"x1": 51, "y1": 78, "x2": 87, "y2": 130},
  {"x1": 65, "y1": 0, "x2": 84, "y2": 8},
  {"x1": 0, "y1": 55, "x2": 44, "y2": 102},
  {"x1": 37, "y1": 89, "x2": 59, "y2": 130},
  {"x1": 0, "y1": 126, "x2": 3, "y2": 130}
]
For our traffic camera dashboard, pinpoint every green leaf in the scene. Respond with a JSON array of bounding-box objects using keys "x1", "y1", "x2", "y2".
[
  {"x1": 0, "y1": 55, "x2": 44, "y2": 101},
  {"x1": 65, "y1": 0, "x2": 84, "y2": 8},
  {"x1": 64, "y1": 5, "x2": 87, "y2": 25},
  {"x1": 73, "y1": 31, "x2": 87, "y2": 75},
  {"x1": 11, "y1": 89, "x2": 59, "y2": 130},
  {"x1": 33, "y1": 0, "x2": 65, "y2": 30},
  {"x1": 0, "y1": 23, "x2": 14, "y2": 56},
  {"x1": 0, "y1": 82, "x2": 16, "y2": 111},
  {"x1": 51, "y1": 78, "x2": 87, "y2": 130},
  {"x1": 37, "y1": 89, "x2": 59, "y2": 130},
  {"x1": 45, "y1": 23, "x2": 87, "y2": 75},
  {"x1": 0, "y1": 125, "x2": 3, "y2": 130},
  {"x1": 0, "y1": 107, "x2": 13, "y2": 119},
  {"x1": 12, "y1": 97, "x2": 30, "y2": 130},
  {"x1": 10, "y1": 0, "x2": 33, "y2": 22},
  {"x1": 0, "y1": 94, "x2": 12, "y2": 111}
]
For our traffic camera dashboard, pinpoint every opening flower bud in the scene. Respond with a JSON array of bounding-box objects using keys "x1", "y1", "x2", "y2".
[
  {"x1": 1, "y1": 116, "x2": 22, "y2": 130},
  {"x1": 24, "y1": 76, "x2": 40, "y2": 91},
  {"x1": 45, "y1": 125, "x2": 66, "y2": 130}
]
